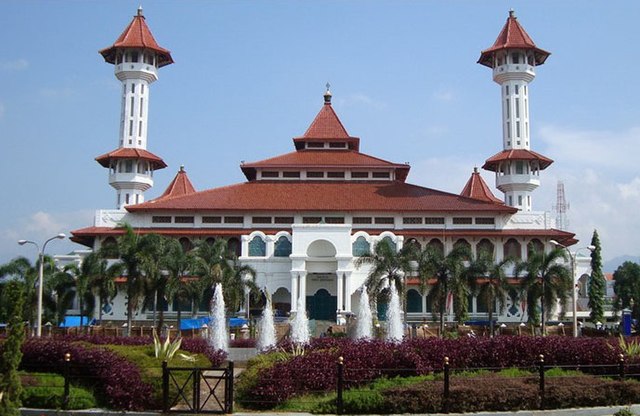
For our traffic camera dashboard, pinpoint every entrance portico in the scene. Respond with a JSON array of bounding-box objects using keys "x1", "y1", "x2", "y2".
[{"x1": 289, "y1": 224, "x2": 353, "y2": 319}]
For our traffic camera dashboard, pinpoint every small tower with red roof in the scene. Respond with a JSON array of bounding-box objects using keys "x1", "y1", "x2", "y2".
[
  {"x1": 96, "y1": 7, "x2": 172, "y2": 209},
  {"x1": 479, "y1": 10, "x2": 553, "y2": 212}
]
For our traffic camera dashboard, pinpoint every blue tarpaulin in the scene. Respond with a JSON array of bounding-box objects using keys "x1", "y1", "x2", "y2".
[
  {"x1": 59, "y1": 316, "x2": 94, "y2": 327},
  {"x1": 179, "y1": 317, "x2": 248, "y2": 330}
]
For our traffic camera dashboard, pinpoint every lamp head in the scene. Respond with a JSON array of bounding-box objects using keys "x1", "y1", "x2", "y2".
[
  {"x1": 587, "y1": 245, "x2": 596, "y2": 251},
  {"x1": 56, "y1": 233, "x2": 66, "y2": 239},
  {"x1": 549, "y1": 239, "x2": 561, "y2": 247},
  {"x1": 18, "y1": 240, "x2": 28, "y2": 245}
]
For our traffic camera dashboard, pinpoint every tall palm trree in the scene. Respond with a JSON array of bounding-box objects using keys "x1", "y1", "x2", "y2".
[
  {"x1": 354, "y1": 239, "x2": 413, "y2": 319},
  {"x1": 472, "y1": 255, "x2": 513, "y2": 337},
  {"x1": 516, "y1": 247, "x2": 571, "y2": 336},
  {"x1": 416, "y1": 244, "x2": 470, "y2": 337}
]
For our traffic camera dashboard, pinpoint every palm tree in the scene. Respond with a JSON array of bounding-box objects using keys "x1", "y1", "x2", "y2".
[
  {"x1": 88, "y1": 253, "x2": 123, "y2": 324},
  {"x1": 100, "y1": 223, "x2": 152, "y2": 335},
  {"x1": 354, "y1": 238, "x2": 414, "y2": 319},
  {"x1": 164, "y1": 239, "x2": 197, "y2": 331},
  {"x1": 515, "y1": 247, "x2": 571, "y2": 336},
  {"x1": 139, "y1": 234, "x2": 172, "y2": 330},
  {"x1": 191, "y1": 239, "x2": 257, "y2": 315},
  {"x1": 415, "y1": 244, "x2": 469, "y2": 337},
  {"x1": 472, "y1": 255, "x2": 513, "y2": 337},
  {"x1": 46, "y1": 264, "x2": 77, "y2": 326}
]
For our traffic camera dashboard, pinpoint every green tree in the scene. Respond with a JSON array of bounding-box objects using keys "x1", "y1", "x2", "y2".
[
  {"x1": 613, "y1": 261, "x2": 640, "y2": 322},
  {"x1": 165, "y1": 239, "x2": 197, "y2": 330},
  {"x1": 0, "y1": 257, "x2": 41, "y2": 325},
  {"x1": 0, "y1": 281, "x2": 26, "y2": 416},
  {"x1": 100, "y1": 223, "x2": 153, "y2": 335},
  {"x1": 139, "y1": 234, "x2": 172, "y2": 330},
  {"x1": 516, "y1": 247, "x2": 571, "y2": 335},
  {"x1": 354, "y1": 238, "x2": 414, "y2": 318},
  {"x1": 588, "y1": 230, "x2": 606, "y2": 324},
  {"x1": 45, "y1": 264, "x2": 77, "y2": 325},
  {"x1": 415, "y1": 244, "x2": 469, "y2": 337},
  {"x1": 473, "y1": 255, "x2": 514, "y2": 337},
  {"x1": 89, "y1": 252, "x2": 123, "y2": 324}
]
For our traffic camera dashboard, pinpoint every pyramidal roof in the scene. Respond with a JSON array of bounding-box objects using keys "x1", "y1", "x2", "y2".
[
  {"x1": 156, "y1": 166, "x2": 196, "y2": 200},
  {"x1": 460, "y1": 168, "x2": 503, "y2": 204},
  {"x1": 99, "y1": 7, "x2": 174, "y2": 68},
  {"x1": 293, "y1": 88, "x2": 360, "y2": 150},
  {"x1": 478, "y1": 10, "x2": 550, "y2": 68}
]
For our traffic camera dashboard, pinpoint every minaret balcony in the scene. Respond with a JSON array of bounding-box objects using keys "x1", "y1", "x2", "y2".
[
  {"x1": 109, "y1": 172, "x2": 153, "y2": 191},
  {"x1": 115, "y1": 62, "x2": 158, "y2": 83},
  {"x1": 493, "y1": 64, "x2": 535, "y2": 83},
  {"x1": 496, "y1": 173, "x2": 540, "y2": 192}
]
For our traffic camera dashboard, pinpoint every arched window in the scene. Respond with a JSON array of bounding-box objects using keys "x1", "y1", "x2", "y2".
[
  {"x1": 274, "y1": 236, "x2": 292, "y2": 257},
  {"x1": 380, "y1": 236, "x2": 396, "y2": 252},
  {"x1": 527, "y1": 239, "x2": 544, "y2": 258},
  {"x1": 205, "y1": 237, "x2": 216, "y2": 245},
  {"x1": 453, "y1": 239, "x2": 471, "y2": 260},
  {"x1": 427, "y1": 239, "x2": 444, "y2": 256},
  {"x1": 227, "y1": 237, "x2": 241, "y2": 258},
  {"x1": 407, "y1": 289, "x2": 423, "y2": 313},
  {"x1": 352, "y1": 236, "x2": 370, "y2": 257},
  {"x1": 248, "y1": 236, "x2": 266, "y2": 257},
  {"x1": 476, "y1": 239, "x2": 495, "y2": 260},
  {"x1": 504, "y1": 238, "x2": 522, "y2": 260},
  {"x1": 179, "y1": 237, "x2": 192, "y2": 253}
]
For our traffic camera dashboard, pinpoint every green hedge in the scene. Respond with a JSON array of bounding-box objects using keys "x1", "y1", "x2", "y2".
[{"x1": 20, "y1": 373, "x2": 96, "y2": 410}]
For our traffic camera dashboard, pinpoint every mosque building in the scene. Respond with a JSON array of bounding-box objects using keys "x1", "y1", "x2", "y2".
[{"x1": 70, "y1": 9, "x2": 587, "y2": 325}]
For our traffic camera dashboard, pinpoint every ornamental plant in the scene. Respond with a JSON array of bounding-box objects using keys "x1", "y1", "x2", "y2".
[
  {"x1": 0, "y1": 281, "x2": 26, "y2": 416},
  {"x1": 152, "y1": 328, "x2": 182, "y2": 362}
]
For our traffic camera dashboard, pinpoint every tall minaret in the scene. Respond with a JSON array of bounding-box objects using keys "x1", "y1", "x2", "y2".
[
  {"x1": 479, "y1": 10, "x2": 553, "y2": 212},
  {"x1": 95, "y1": 7, "x2": 172, "y2": 209}
]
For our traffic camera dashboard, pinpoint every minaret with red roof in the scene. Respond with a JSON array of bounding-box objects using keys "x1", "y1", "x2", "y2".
[
  {"x1": 479, "y1": 10, "x2": 553, "y2": 212},
  {"x1": 96, "y1": 7, "x2": 172, "y2": 209}
]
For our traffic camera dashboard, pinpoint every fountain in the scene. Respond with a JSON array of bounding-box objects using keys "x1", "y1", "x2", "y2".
[
  {"x1": 289, "y1": 298, "x2": 310, "y2": 345},
  {"x1": 257, "y1": 292, "x2": 277, "y2": 351},
  {"x1": 355, "y1": 286, "x2": 373, "y2": 339},
  {"x1": 386, "y1": 281, "x2": 404, "y2": 342},
  {"x1": 209, "y1": 283, "x2": 229, "y2": 352}
]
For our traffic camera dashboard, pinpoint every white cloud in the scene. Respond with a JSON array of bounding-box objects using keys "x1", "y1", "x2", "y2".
[
  {"x1": 432, "y1": 88, "x2": 455, "y2": 102},
  {"x1": 0, "y1": 58, "x2": 29, "y2": 71},
  {"x1": 0, "y1": 210, "x2": 95, "y2": 263},
  {"x1": 618, "y1": 177, "x2": 640, "y2": 200},
  {"x1": 336, "y1": 93, "x2": 387, "y2": 110}
]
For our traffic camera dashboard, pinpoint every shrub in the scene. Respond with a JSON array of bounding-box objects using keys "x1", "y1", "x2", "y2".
[
  {"x1": 21, "y1": 386, "x2": 97, "y2": 410},
  {"x1": 19, "y1": 339, "x2": 153, "y2": 410}
]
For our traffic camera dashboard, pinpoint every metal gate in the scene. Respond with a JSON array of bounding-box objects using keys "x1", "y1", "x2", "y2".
[{"x1": 162, "y1": 361, "x2": 234, "y2": 414}]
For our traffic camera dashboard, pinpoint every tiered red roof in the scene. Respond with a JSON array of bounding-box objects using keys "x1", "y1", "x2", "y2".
[
  {"x1": 483, "y1": 149, "x2": 553, "y2": 172},
  {"x1": 478, "y1": 10, "x2": 550, "y2": 68},
  {"x1": 99, "y1": 8, "x2": 173, "y2": 68},
  {"x1": 293, "y1": 92, "x2": 360, "y2": 151},
  {"x1": 241, "y1": 150, "x2": 410, "y2": 181},
  {"x1": 460, "y1": 168, "x2": 503, "y2": 204},
  {"x1": 95, "y1": 148, "x2": 167, "y2": 170},
  {"x1": 128, "y1": 181, "x2": 518, "y2": 213},
  {"x1": 156, "y1": 166, "x2": 196, "y2": 200}
]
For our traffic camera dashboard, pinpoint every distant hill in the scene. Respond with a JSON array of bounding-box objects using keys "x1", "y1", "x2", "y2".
[{"x1": 604, "y1": 255, "x2": 640, "y2": 273}]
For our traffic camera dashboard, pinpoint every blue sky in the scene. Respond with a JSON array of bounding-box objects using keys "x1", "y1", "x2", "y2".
[{"x1": 1, "y1": 1, "x2": 639, "y2": 269}]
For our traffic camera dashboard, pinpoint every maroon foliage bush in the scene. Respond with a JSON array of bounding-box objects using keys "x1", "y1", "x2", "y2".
[{"x1": 19, "y1": 338, "x2": 153, "y2": 410}]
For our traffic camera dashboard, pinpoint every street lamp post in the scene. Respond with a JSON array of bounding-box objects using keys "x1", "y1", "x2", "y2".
[
  {"x1": 550, "y1": 240, "x2": 595, "y2": 337},
  {"x1": 18, "y1": 233, "x2": 66, "y2": 337}
]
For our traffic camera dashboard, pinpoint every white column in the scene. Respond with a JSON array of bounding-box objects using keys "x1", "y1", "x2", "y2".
[
  {"x1": 336, "y1": 273, "x2": 344, "y2": 312},
  {"x1": 299, "y1": 271, "x2": 307, "y2": 311},
  {"x1": 290, "y1": 272, "x2": 298, "y2": 312},
  {"x1": 241, "y1": 235, "x2": 250, "y2": 258},
  {"x1": 343, "y1": 271, "x2": 352, "y2": 312},
  {"x1": 265, "y1": 235, "x2": 275, "y2": 258}
]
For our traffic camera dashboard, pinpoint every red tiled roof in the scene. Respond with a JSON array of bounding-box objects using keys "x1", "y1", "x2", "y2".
[
  {"x1": 483, "y1": 149, "x2": 553, "y2": 172},
  {"x1": 460, "y1": 168, "x2": 503, "y2": 204},
  {"x1": 156, "y1": 166, "x2": 196, "y2": 200},
  {"x1": 95, "y1": 147, "x2": 167, "y2": 170},
  {"x1": 240, "y1": 150, "x2": 410, "y2": 182},
  {"x1": 99, "y1": 9, "x2": 173, "y2": 68},
  {"x1": 478, "y1": 11, "x2": 550, "y2": 68},
  {"x1": 126, "y1": 181, "x2": 518, "y2": 214},
  {"x1": 293, "y1": 102, "x2": 360, "y2": 151}
]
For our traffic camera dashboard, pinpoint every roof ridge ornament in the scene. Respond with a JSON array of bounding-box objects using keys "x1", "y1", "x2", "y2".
[
  {"x1": 324, "y1": 82, "x2": 332, "y2": 105},
  {"x1": 137, "y1": 5, "x2": 143, "y2": 17},
  {"x1": 509, "y1": 9, "x2": 516, "y2": 19}
]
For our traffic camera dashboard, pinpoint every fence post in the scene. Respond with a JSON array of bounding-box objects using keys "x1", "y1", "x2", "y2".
[
  {"x1": 227, "y1": 361, "x2": 235, "y2": 414},
  {"x1": 443, "y1": 356, "x2": 450, "y2": 413},
  {"x1": 63, "y1": 352, "x2": 71, "y2": 410},
  {"x1": 619, "y1": 353, "x2": 625, "y2": 380},
  {"x1": 336, "y1": 356, "x2": 344, "y2": 415},
  {"x1": 162, "y1": 360, "x2": 169, "y2": 412},
  {"x1": 538, "y1": 354, "x2": 545, "y2": 410},
  {"x1": 193, "y1": 368, "x2": 200, "y2": 412}
]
